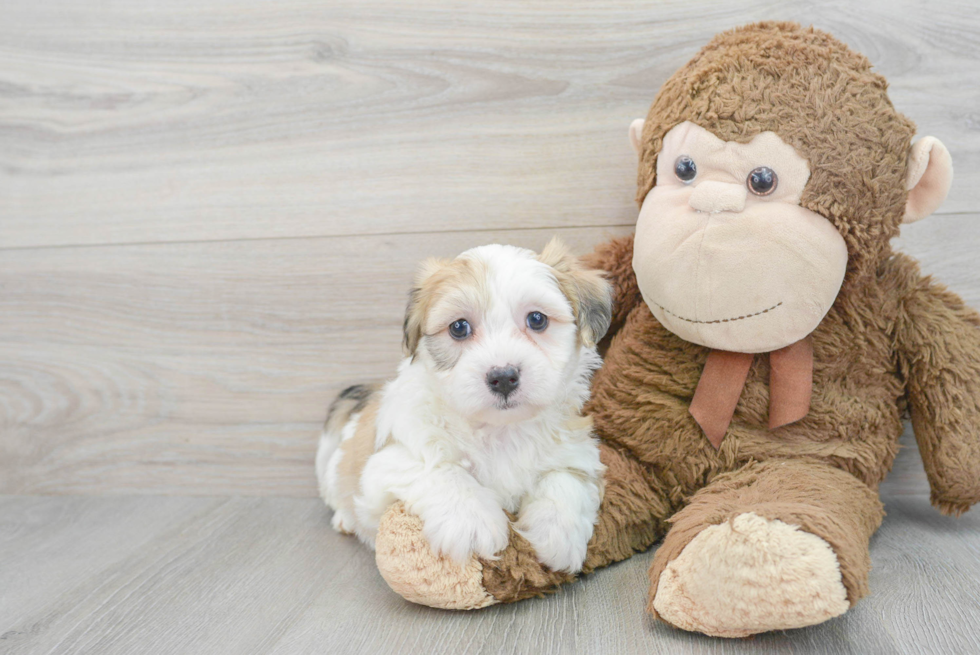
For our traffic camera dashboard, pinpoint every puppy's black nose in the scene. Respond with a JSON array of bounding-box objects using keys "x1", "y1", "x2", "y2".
[{"x1": 486, "y1": 366, "x2": 520, "y2": 399}]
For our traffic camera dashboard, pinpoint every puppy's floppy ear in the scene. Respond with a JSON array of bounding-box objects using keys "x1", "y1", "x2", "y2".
[
  {"x1": 539, "y1": 237, "x2": 613, "y2": 348},
  {"x1": 403, "y1": 257, "x2": 448, "y2": 358}
]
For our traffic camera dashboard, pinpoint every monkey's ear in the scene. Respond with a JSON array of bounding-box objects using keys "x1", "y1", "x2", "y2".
[
  {"x1": 903, "y1": 137, "x2": 953, "y2": 224},
  {"x1": 629, "y1": 119, "x2": 645, "y2": 155},
  {"x1": 539, "y1": 238, "x2": 613, "y2": 348}
]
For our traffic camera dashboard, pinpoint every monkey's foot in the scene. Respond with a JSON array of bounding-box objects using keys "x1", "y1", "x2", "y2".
[
  {"x1": 652, "y1": 512, "x2": 849, "y2": 638},
  {"x1": 375, "y1": 502, "x2": 498, "y2": 610}
]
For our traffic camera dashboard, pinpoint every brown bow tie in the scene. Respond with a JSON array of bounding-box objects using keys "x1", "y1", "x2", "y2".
[{"x1": 688, "y1": 337, "x2": 813, "y2": 449}]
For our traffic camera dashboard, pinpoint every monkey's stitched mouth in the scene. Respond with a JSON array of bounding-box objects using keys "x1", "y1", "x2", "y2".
[{"x1": 654, "y1": 301, "x2": 783, "y2": 325}]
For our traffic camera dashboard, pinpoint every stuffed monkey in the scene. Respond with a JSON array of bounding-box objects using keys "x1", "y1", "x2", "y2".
[{"x1": 370, "y1": 22, "x2": 980, "y2": 637}]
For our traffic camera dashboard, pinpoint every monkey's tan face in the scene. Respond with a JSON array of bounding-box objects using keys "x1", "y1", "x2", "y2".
[{"x1": 632, "y1": 122, "x2": 848, "y2": 353}]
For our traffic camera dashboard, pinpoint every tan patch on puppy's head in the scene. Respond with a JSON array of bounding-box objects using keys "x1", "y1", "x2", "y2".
[
  {"x1": 402, "y1": 256, "x2": 489, "y2": 360},
  {"x1": 538, "y1": 238, "x2": 613, "y2": 348},
  {"x1": 402, "y1": 258, "x2": 446, "y2": 358}
]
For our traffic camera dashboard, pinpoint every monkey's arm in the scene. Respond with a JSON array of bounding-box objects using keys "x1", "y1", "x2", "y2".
[
  {"x1": 581, "y1": 234, "x2": 643, "y2": 346},
  {"x1": 895, "y1": 263, "x2": 980, "y2": 516}
]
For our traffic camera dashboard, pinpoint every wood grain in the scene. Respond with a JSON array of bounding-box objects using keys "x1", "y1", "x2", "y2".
[
  {"x1": 2, "y1": 211, "x2": 977, "y2": 497},
  {"x1": 0, "y1": 495, "x2": 359, "y2": 655},
  {"x1": 1, "y1": 1, "x2": 979, "y2": 501},
  {"x1": 0, "y1": 226, "x2": 631, "y2": 495},
  {"x1": 3, "y1": 454, "x2": 979, "y2": 655},
  {"x1": 2, "y1": 4, "x2": 979, "y2": 652},
  {"x1": 1, "y1": 0, "x2": 979, "y2": 249}
]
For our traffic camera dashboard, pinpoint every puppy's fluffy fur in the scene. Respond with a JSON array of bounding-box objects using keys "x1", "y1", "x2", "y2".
[{"x1": 315, "y1": 240, "x2": 612, "y2": 572}]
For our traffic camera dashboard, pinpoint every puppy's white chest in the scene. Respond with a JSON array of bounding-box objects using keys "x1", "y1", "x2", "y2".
[{"x1": 464, "y1": 426, "x2": 550, "y2": 511}]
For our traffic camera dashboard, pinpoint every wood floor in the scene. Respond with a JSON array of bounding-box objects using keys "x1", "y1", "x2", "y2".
[
  {"x1": 4, "y1": 432, "x2": 980, "y2": 655},
  {"x1": 2, "y1": 1, "x2": 980, "y2": 653}
]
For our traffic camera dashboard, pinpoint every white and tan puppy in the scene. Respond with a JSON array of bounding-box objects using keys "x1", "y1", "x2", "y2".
[{"x1": 315, "y1": 240, "x2": 612, "y2": 573}]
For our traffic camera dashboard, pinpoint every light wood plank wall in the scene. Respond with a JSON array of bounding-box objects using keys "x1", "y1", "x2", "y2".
[{"x1": 2, "y1": 1, "x2": 979, "y2": 495}]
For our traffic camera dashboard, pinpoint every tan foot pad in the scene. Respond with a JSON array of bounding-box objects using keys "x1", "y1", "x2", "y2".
[
  {"x1": 374, "y1": 502, "x2": 498, "y2": 610},
  {"x1": 654, "y1": 512, "x2": 849, "y2": 637}
]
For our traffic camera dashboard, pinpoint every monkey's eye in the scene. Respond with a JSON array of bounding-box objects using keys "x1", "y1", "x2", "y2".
[
  {"x1": 674, "y1": 156, "x2": 697, "y2": 183},
  {"x1": 747, "y1": 166, "x2": 778, "y2": 196},
  {"x1": 526, "y1": 311, "x2": 549, "y2": 332},
  {"x1": 449, "y1": 319, "x2": 471, "y2": 340}
]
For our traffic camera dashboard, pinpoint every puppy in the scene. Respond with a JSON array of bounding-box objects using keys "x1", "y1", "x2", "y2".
[{"x1": 315, "y1": 239, "x2": 611, "y2": 572}]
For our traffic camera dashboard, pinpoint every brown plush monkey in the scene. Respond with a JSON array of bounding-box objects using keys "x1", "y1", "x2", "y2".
[{"x1": 370, "y1": 22, "x2": 980, "y2": 637}]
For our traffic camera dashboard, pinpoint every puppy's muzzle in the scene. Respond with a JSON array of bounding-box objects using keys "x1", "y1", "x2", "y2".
[{"x1": 486, "y1": 366, "x2": 520, "y2": 400}]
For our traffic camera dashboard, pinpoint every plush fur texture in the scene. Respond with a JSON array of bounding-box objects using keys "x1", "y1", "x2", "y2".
[
  {"x1": 633, "y1": 121, "x2": 848, "y2": 353},
  {"x1": 371, "y1": 22, "x2": 980, "y2": 637},
  {"x1": 635, "y1": 22, "x2": 915, "y2": 284},
  {"x1": 317, "y1": 241, "x2": 611, "y2": 573}
]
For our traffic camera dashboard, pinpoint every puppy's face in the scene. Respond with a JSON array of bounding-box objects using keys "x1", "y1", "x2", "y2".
[{"x1": 403, "y1": 240, "x2": 611, "y2": 425}]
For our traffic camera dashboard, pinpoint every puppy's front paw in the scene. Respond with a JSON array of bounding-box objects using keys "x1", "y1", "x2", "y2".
[
  {"x1": 376, "y1": 502, "x2": 499, "y2": 610},
  {"x1": 515, "y1": 501, "x2": 592, "y2": 573},
  {"x1": 420, "y1": 494, "x2": 510, "y2": 564}
]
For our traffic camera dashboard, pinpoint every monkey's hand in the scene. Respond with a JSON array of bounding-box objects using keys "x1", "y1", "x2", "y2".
[
  {"x1": 581, "y1": 234, "x2": 643, "y2": 348},
  {"x1": 896, "y1": 263, "x2": 980, "y2": 516}
]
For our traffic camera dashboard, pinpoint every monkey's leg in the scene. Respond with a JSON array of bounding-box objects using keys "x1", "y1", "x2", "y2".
[
  {"x1": 648, "y1": 459, "x2": 883, "y2": 638},
  {"x1": 374, "y1": 442, "x2": 672, "y2": 609}
]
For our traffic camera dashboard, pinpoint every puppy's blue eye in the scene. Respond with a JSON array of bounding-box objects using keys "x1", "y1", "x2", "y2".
[
  {"x1": 526, "y1": 311, "x2": 548, "y2": 332},
  {"x1": 449, "y1": 319, "x2": 471, "y2": 340}
]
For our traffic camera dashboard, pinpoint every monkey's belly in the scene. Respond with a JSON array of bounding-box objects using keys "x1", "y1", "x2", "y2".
[{"x1": 587, "y1": 306, "x2": 905, "y2": 498}]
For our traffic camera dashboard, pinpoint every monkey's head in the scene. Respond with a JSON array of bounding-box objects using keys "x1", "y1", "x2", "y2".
[{"x1": 630, "y1": 22, "x2": 953, "y2": 353}]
